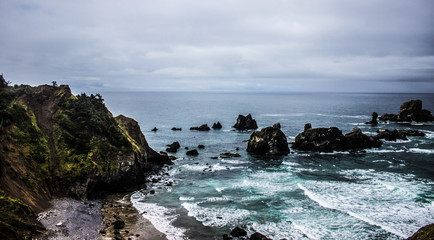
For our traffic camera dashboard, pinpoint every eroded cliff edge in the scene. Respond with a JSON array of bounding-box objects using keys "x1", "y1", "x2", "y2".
[{"x1": 0, "y1": 81, "x2": 170, "y2": 239}]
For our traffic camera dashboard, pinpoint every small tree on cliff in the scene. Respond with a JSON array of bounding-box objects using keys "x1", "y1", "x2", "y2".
[{"x1": 0, "y1": 74, "x2": 11, "y2": 88}]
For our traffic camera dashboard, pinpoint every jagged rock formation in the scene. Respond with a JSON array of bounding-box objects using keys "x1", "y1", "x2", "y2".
[
  {"x1": 212, "y1": 121, "x2": 222, "y2": 129},
  {"x1": 379, "y1": 100, "x2": 433, "y2": 122},
  {"x1": 292, "y1": 125, "x2": 382, "y2": 152},
  {"x1": 246, "y1": 123, "x2": 290, "y2": 156},
  {"x1": 365, "y1": 112, "x2": 378, "y2": 126},
  {"x1": 0, "y1": 83, "x2": 170, "y2": 238},
  {"x1": 233, "y1": 114, "x2": 258, "y2": 130}
]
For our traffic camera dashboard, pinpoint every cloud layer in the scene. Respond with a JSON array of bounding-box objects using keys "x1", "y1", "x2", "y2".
[{"x1": 1, "y1": 0, "x2": 433, "y2": 92}]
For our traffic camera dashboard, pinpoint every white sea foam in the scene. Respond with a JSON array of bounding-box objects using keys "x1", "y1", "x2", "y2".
[
  {"x1": 221, "y1": 159, "x2": 247, "y2": 165},
  {"x1": 179, "y1": 196, "x2": 195, "y2": 201},
  {"x1": 365, "y1": 149, "x2": 405, "y2": 153},
  {"x1": 408, "y1": 148, "x2": 434, "y2": 154},
  {"x1": 298, "y1": 169, "x2": 434, "y2": 238},
  {"x1": 181, "y1": 202, "x2": 249, "y2": 227},
  {"x1": 131, "y1": 193, "x2": 187, "y2": 240}
]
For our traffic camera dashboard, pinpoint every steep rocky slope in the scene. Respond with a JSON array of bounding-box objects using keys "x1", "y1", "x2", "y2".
[{"x1": 0, "y1": 79, "x2": 170, "y2": 239}]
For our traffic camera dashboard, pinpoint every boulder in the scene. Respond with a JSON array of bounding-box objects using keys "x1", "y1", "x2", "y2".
[
  {"x1": 292, "y1": 124, "x2": 382, "y2": 152},
  {"x1": 113, "y1": 220, "x2": 125, "y2": 229},
  {"x1": 375, "y1": 129, "x2": 425, "y2": 141},
  {"x1": 365, "y1": 112, "x2": 378, "y2": 126},
  {"x1": 198, "y1": 144, "x2": 205, "y2": 149},
  {"x1": 190, "y1": 124, "x2": 211, "y2": 131},
  {"x1": 247, "y1": 124, "x2": 290, "y2": 156},
  {"x1": 212, "y1": 121, "x2": 223, "y2": 129},
  {"x1": 231, "y1": 227, "x2": 247, "y2": 237},
  {"x1": 379, "y1": 100, "x2": 433, "y2": 122},
  {"x1": 233, "y1": 114, "x2": 258, "y2": 130},
  {"x1": 151, "y1": 127, "x2": 158, "y2": 132},
  {"x1": 186, "y1": 150, "x2": 199, "y2": 156},
  {"x1": 171, "y1": 127, "x2": 182, "y2": 131},
  {"x1": 250, "y1": 232, "x2": 271, "y2": 240},
  {"x1": 166, "y1": 141, "x2": 181, "y2": 153},
  {"x1": 219, "y1": 152, "x2": 241, "y2": 158}
]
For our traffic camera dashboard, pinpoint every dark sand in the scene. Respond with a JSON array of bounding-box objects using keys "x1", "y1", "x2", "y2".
[{"x1": 34, "y1": 195, "x2": 167, "y2": 240}]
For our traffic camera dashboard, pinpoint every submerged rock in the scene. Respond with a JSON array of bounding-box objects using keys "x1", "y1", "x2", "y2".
[
  {"x1": 292, "y1": 124, "x2": 382, "y2": 152},
  {"x1": 233, "y1": 114, "x2": 258, "y2": 130},
  {"x1": 198, "y1": 144, "x2": 205, "y2": 149},
  {"x1": 151, "y1": 127, "x2": 158, "y2": 132},
  {"x1": 365, "y1": 112, "x2": 378, "y2": 126},
  {"x1": 212, "y1": 121, "x2": 223, "y2": 129},
  {"x1": 379, "y1": 100, "x2": 434, "y2": 122},
  {"x1": 246, "y1": 124, "x2": 290, "y2": 156},
  {"x1": 171, "y1": 127, "x2": 182, "y2": 131},
  {"x1": 190, "y1": 124, "x2": 211, "y2": 131}
]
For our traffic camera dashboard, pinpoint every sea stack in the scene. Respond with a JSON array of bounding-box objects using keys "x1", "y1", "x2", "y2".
[
  {"x1": 246, "y1": 123, "x2": 290, "y2": 156},
  {"x1": 233, "y1": 114, "x2": 258, "y2": 130}
]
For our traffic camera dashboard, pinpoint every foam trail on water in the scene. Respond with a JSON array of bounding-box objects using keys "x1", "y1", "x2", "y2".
[
  {"x1": 409, "y1": 148, "x2": 434, "y2": 154},
  {"x1": 346, "y1": 211, "x2": 406, "y2": 238}
]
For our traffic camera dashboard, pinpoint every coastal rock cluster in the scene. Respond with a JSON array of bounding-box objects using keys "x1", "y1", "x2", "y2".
[
  {"x1": 292, "y1": 124, "x2": 382, "y2": 152},
  {"x1": 379, "y1": 99, "x2": 433, "y2": 122}
]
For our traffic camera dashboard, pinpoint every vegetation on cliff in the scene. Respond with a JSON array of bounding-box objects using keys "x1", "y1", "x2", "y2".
[{"x1": 0, "y1": 75, "x2": 169, "y2": 239}]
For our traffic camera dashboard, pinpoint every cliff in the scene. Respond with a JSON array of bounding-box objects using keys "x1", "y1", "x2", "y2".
[{"x1": 0, "y1": 80, "x2": 170, "y2": 239}]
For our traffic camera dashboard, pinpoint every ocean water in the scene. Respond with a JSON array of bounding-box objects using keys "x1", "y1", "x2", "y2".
[{"x1": 103, "y1": 92, "x2": 434, "y2": 240}]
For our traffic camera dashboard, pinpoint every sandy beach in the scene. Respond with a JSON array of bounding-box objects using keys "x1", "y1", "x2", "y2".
[{"x1": 34, "y1": 194, "x2": 167, "y2": 240}]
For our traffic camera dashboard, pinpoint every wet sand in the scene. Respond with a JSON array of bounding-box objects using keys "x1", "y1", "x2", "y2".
[{"x1": 34, "y1": 195, "x2": 167, "y2": 240}]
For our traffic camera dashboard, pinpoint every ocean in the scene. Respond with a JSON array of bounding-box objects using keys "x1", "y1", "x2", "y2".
[{"x1": 102, "y1": 92, "x2": 434, "y2": 240}]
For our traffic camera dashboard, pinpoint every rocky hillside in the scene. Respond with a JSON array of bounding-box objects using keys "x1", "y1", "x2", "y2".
[{"x1": 0, "y1": 77, "x2": 170, "y2": 239}]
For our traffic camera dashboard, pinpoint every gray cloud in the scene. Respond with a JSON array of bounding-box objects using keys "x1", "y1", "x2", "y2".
[{"x1": 1, "y1": 0, "x2": 433, "y2": 93}]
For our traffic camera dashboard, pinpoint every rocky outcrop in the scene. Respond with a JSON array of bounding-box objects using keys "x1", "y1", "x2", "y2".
[
  {"x1": 0, "y1": 83, "x2": 171, "y2": 239},
  {"x1": 379, "y1": 100, "x2": 433, "y2": 122},
  {"x1": 231, "y1": 227, "x2": 247, "y2": 237},
  {"x1": 292, "y1": 125, "x2": 382, "y2": 152},
  {"x1": 186, "y1": 150, "x2": 199, "y2": 156},
  {"x1": 190, "y1": 124, "x2": 211, "y2": 131},
  {"x1": 365, "y1": 112, "x2": 378, "y2": 126},
  {"x1": 171, "y1": 127, "x2": 182, "y2": 131},
  {"x1": 375, "y1": 129, "x2": 425, "y2": 141},
  {"x1": 212, "y1": 121, "x2": 222, "y2": 129},
  {"x1": 233, "y1": 114, "x2": 258, "y2": 130},
  {"x1": 250, "y1": 232, "x2": 271, "y2": 240},
  {"x1": 246, "y1": 123, "x2": 290, "y2": 156},
  {"x1": 407, "y1": 223, "x2": 434, "y2": 240}
]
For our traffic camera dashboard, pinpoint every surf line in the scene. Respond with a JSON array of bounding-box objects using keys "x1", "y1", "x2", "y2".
[{"x1": 297, "y1": 183, "x2": 407, "y2": 238}]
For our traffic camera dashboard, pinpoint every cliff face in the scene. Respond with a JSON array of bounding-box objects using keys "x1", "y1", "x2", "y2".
[{"x1": 0, "y1": 83, "x2": 170, "y2": 239}]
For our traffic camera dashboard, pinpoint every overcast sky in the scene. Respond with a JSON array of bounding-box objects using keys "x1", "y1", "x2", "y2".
[{"x1": 1, "y1": 0, "x2": 433, "y2": 93}]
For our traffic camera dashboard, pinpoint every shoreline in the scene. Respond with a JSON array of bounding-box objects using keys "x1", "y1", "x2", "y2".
[{"x1": 34, "y1": 194, "x2": 167, "y2": 240}]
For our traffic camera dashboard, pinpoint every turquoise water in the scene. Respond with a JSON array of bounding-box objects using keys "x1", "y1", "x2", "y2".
[{"x1": 103, "y1": 92, "x2": 434, "y2": 240}]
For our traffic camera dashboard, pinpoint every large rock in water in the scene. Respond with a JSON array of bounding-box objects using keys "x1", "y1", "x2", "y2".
[
  {"x1": 233, "y1": 114, "x2": 258, "y2": 130},
  {"x1": 246, "y1": 123, "x2": 290, "y2": 156},
  {"x1": 379, "y1": 100, "x2": 433, "y2": 122},
  {"x1": 292, "y1": 125, "x2": 382, "y2": 152},
  {"x1": 190, "y1": 124, "x2": 211, "y2": 131}
]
